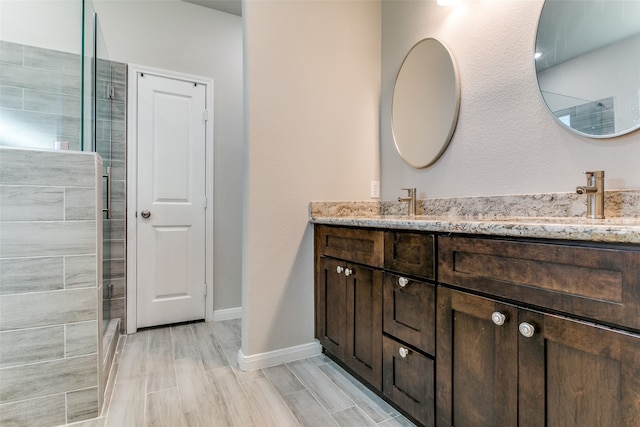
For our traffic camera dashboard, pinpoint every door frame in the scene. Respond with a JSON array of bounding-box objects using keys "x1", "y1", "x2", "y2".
[{"x1": 126, "y1": 64, "x2": 215, "y2": 334}]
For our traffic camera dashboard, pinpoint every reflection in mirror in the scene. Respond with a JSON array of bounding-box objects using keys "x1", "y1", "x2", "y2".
[
  {"x1": 535, "y1": 0, "x2": 640, "y2": 138},
  {"x1": 392, "y1": 38, "x2": 460, "y2": 168}
]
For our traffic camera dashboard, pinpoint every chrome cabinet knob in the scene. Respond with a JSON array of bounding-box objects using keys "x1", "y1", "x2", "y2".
[
  {"x1": 344, "y1": 268, "x2": 353, "y2": 277},
  {"x1": 398, "y1": 347, "x2": 409, "y2": 358},
  {"x1": 336, "y1": 266, "x2": 344, "y2": 274},
  {"x1": 141, "y1": 210, "x2": 151, "y2": 219},
  {"x1": 491, "y1": 312, "x2": 507, "y2": 326},
  {"x1": 398, "y1": 277, "x2": 409, "y2": 288},
  {"x1": 519, "y1": 322, "x2": 536, "y2": 338}
]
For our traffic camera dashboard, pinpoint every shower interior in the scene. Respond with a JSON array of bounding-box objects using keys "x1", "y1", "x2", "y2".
[{"x1": 0, "y1": 0, "x2": 126, "y2": 422}]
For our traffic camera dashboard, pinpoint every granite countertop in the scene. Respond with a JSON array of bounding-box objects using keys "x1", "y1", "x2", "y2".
[{"x1": 309, "y1": 191, "x2": 640, "y2": 244}]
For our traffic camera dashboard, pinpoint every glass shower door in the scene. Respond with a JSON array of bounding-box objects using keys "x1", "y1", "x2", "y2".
[
  {"x1": 87, "y1": 7, "x2": 113, "y2": 333},
  {"x1": 97, "y1": 15, "x2": 114, "y2": 334}
]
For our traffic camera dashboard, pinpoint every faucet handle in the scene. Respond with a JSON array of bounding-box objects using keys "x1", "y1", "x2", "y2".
[
  {"x1": 584, "y1": 171, "x2": 604, "y2": 178},
  {"x1": 401, "y1": 187, "x2": 415, "y2": 196}
]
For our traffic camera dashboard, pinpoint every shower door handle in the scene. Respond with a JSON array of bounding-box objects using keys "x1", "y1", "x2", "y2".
[{"x1": 102, "y1": 166, "x2": 111, "y2": 219}]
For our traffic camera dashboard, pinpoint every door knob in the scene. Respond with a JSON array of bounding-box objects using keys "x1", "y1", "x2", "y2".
[
  {"x1": 141, "y1": 210, "x2": 151, "y2": 219},
  {"x1": 519, "y1": 322, "x2": 536, "y2": 338},
  {"x1": 491, "y1": 312, "x2": 507, "y2": 326}
]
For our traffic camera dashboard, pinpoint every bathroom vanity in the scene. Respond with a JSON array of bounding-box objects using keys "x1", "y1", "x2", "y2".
[{"x1": 312, "y1": 201, "x2": 640, "y2": 427}]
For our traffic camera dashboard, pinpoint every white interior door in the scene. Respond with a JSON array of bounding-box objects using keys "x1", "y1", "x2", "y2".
[{"x1": 136, "y1": 73, "x2": 207, "y2": 329}]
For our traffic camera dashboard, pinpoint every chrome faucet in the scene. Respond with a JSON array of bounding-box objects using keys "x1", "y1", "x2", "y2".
[
  {"x1": 576, "y1": 171, "x2": 604, "y2": 219},
  {"x1": 398, "y1": 188, "x2": 417, "y2": 217}
]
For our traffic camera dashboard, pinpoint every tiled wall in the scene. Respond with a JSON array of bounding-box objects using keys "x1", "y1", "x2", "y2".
[
  {"x1": 0, "y1": 147, "x2": 103, "y2": 425},
  {"x1": 0, "y1": 40, "x2": 82, "y2": 151},
  {"x1": 0, "y1": 40, "x2": 127, "y2": 334}
]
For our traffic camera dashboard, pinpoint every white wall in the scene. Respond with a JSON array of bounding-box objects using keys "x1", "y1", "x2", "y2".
[
  {"x1": 0, "y1": 0, "x2": 82, "y2": 54},
  {"x1": 93, "y1": 0, "x2": 243, "y2": 311},
  {"x1": 242, "y1": 0, "x2": 381, "y2": 356},
  {"x1": 381, "y1": 0, "x2": 640, "y2": 198}
]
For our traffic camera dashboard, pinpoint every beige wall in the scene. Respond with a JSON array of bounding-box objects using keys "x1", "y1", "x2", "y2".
[
  {"x1": 93, "y1": 0, "x2": 244, "y2": 313},
  {"x1": 242, "y1": 0, "x2": 640, "y2": 360},
  {"x1": 381, "y1": 0, "x2": 640, "y2": 199},
  {"x1": 242, "y1": 0, "x2": 381, "y2": 356}
]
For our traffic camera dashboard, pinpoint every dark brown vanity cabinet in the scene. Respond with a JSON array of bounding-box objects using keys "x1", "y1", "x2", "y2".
[
  {"x1": 315, "y1": 226, "x2": 437, "y2": 425},
  {"x1": 382, "y1": 272, "x2": 436, "y2": 427},
  {"x1": 437, "y1": 235, "x2": 640, "y2": 427},
  {"x1": 315, "y1": 225, "x2": 384, "y2": 389},
  {"x1": 382, "y1": 231, "x2": 437, "y2": 426},
  {"x1": 316, "y1": 225, "x2": 640, "y2": 426},
  {"x1": 437, "y1": 287, "x2": 640, "y2": 427}
]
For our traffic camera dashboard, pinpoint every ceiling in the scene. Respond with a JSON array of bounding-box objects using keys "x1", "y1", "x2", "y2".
[{"x1": 181, "y1": 0, "x2": 242, "y2": 16}]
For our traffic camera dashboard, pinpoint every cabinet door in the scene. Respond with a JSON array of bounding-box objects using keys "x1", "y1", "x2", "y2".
[
  {"x1": 316, "y1": 225, "x2": 384, "y2": 267},
  {"x1": 518, "y1": 310, "x2": 640, "y2": 427},
  {"x1": 436, "y1": 288, "x2": 518, "y2": 427},
  {"x1": 383, "y1": 335, "x2": 435, "y2": 427},
  {"x1": 384, "y1": 231, "x2": 435, "y2": 280},
  {"x1": 316, "y1": 257, "x2": 347, "y2": 359},
  {"x1": 383, "y1": 273, "x2": 435, "y2": 355},
  {"x1": 438, "y1": 235, "x2": 640, "y2": 332},
  {"x1": 345, "y1": 264, "x2": 383, "y2": 389}
]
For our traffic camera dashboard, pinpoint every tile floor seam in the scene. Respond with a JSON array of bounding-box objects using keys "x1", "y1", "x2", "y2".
[
  {"x1": 284, "y1": 361, "x2": 356, "y2": 421},
  {"x1": 141, "y1": 331, "x2": 149, "y2": 427},
  {"x1": 259, "y1": 366, "x2": 304, "y2": 427},
  {"x1": 300, "y1": 360, "x2": 358, "y2": 413}
]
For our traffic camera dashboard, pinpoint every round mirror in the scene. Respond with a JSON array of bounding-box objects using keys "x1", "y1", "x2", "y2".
[
  {"x1": 392, "y1": 38, "x2": 460, "y2": 168},
  {"x1": 535, "y1": 1, "x2": 640, "y2": 138}
]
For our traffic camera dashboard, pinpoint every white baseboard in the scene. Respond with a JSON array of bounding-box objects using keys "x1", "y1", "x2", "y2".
[
  {"x1": 213, "y1": 307, "x2": 242, "y2": 322},
  {"x1": 238, "y1": 340, "x2": 323, "y2": 371}
]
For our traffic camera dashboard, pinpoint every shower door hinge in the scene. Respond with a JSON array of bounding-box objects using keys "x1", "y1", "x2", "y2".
[
  {"x1": 107, "y1": 83, "x2": 115, "y2": 99},
  {"x1": 202, "y1": 110, "x2": 208, "y2": 124}
]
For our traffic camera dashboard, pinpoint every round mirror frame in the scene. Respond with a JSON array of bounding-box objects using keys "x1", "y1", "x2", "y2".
[
  {"x1": 391, "y1": 38, "x2": 460, "y2": 169},
  {"x1": 534, "y1": 0, "x2": 640, "y2": 139}
]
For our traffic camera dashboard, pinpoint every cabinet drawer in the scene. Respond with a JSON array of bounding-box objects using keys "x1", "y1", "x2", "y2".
[
  {"x1": 383, "y1": 273, "x2": 435, "y2": 355},
  {"x1": 438, "y1": 235, "x2": 640, "y2": 331},
  {"x1": 316, "y1": 225, "x2": 383, "y2": 267},
  {"x1": 383, "y1": 335, "x2": 434, "y2": 427},
  {"x1": 384, "y1": 231, "x2": 434, "y2": 280}
]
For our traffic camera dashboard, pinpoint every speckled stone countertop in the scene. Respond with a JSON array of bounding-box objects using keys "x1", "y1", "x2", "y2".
[{"x1": 309, "y1": 191, "x2": 640, "y2": 244}]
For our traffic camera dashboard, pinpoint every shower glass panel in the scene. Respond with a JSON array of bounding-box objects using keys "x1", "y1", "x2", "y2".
[
  {"x1": 1, "y1": 0, "x2": 121, "y2": 336},
  {"x1": 85, "y1": 1, "x2": 114, "y2": 333},
  {"x1": 0, "y1": 0, "x2": 83, "y2": 150}
]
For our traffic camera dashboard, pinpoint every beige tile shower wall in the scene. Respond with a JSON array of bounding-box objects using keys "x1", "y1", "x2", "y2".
[{"x1": 0, "y1": 147, "x2": 102, "y2": 426}]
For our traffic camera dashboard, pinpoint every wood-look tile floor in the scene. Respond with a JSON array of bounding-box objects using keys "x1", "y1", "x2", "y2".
[{"x1": 69, "y1": 320, "x2": 416, "y2": 427}]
